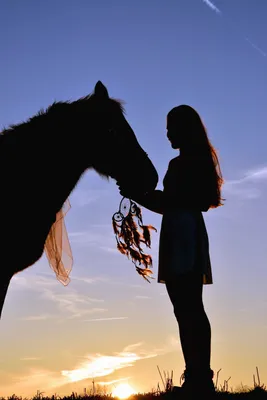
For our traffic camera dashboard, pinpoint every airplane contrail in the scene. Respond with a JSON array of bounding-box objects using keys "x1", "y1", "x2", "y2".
[
  {"x1": 201, "y1": 0, "x2": 266, "y2": 59},
  {"x1": 202, "y1": 0, "x2": 221, "y2": 14},
  {"x1": 245, "y1": 37, "x2": 266, "y2": 57}
]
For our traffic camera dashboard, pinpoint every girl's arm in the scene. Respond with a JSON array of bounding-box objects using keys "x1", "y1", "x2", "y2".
[{"x1": 120, "y1": 189, "x2": 164, "y2": 215}]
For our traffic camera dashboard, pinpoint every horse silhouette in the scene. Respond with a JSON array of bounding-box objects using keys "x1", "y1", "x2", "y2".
[{"x1": 0, "y1": 81, "x2": 158, "y2": 319}]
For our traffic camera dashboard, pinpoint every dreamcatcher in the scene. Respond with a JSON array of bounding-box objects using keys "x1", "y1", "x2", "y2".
[{"x1": 112, "y1": 197, "x2": 156, "y2": 282}]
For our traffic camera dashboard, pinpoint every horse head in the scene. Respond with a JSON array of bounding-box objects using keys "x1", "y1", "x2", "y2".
[{"x1": 86, "y1": 81, "x2": 158, "y2": 196}]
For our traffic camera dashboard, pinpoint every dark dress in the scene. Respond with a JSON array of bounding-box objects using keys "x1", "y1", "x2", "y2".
[{"x1": 158, "y1": 156, "x2": 213, "y2": 284}]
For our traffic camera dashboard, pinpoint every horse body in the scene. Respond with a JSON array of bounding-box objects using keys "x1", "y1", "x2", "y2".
[{"x1": 0, "y1": 81, "x2": 158, "y2": 318}]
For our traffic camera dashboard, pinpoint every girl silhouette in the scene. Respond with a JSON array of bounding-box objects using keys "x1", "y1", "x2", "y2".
[{"x1": 120, "y1": 105, "x2": 223, "y2": 399}]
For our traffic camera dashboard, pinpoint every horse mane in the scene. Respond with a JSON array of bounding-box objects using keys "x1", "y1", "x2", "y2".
[{"x1": 1, "y1": 95, "x2": 125, "y2": 136}]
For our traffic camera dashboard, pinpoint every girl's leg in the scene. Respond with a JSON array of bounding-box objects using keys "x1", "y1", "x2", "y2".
[{"x1": 165, "y1": 272, "x2": 215, "y2": 397}]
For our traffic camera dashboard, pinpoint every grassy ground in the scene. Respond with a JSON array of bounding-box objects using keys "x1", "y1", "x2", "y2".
[
  {"x1": 1, "y1": 367, "x2": 266, "y2": 399},
  {"x1": 1, "y1": 387, "x2": 267, "y2": 400}
]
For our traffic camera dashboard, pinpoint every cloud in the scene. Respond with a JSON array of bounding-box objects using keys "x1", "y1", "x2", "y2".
[
  {"x1": 61, "y1": 339, "x2": 179, "y2": 385},
  {"x1": 12, "y1": 272, "x2": 107, "y2": 320},
  {"x1": 72, "y1": 275, "x2": 108, "y2": 284},
  {"x1": 223, "y1": 183, "x2": 260, "y2": 200},
  {"x1": 69, "y1": 230, "x2": 116, "y2": 250},
  {"x1": 202, "y1": 0, "x2": 221, "y2": 14},
  {"x1": 83, "y1": 317, "x2": 128, "y2": 322},
  {"x1": 135, "y1": 295, "x2": 151, "y2": 300},
  {"x1": 99, "y1": 246, "x2": 119, "y2": 254},
  {"x1": 69, "y1": 231, "x2": 103, "y2": 245},
  {"x1": 0, "y1": 339, "x2": 178, "y2": 396},
  {"x1": 20, "y1": 357, "x2": 42, "y2": 361},
  {"x1": 19, "y1": 314, "x2": 53, "y2": 321},
  {"x1": 223, "y1": 165, "x2": 267, "y2": 199},
  {"x1": 245, "y1": 38, "x2": 267, "y2": 58},
  {"x1": 98, "y1": 377, "x2": 130, "y2": 386},
  {"x1": 123, "y1": 342, "x2": 143, "y2": 352},
  {"x1": 12, "y1": 271, "x2": 107, "y2": 290},
  {"x1": 68, "y1": 229, "x2": 121, "y2": 260},
  {"x1": 41, "y1": 288, "x2": 106, "y2": 319},
  {"x1": 244, "y1": 166, "x2": 267, "y2": 181},
  {"x1": 61, "y1": 344, "x2": 157, "y2": 383},
  {"x1": 0, "y1": 368, "x2": 67, "y2": 397},
  {"x1": 69, "y1": 188, "x2": 108, "y2": 207},
  {"x1": 12, "y1": 273, "x2": 64, "y2": 290},
  {"x1": 201, "y1": 0, "x2": 266, "y2": 59}
]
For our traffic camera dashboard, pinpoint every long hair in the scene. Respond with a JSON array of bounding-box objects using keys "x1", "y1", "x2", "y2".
[{"x1": 168, "y1": 105, "x2": 224, "y2": 208}]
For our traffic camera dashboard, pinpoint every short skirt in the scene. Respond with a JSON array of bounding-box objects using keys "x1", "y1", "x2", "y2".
[{"x1": 158, "y1": 209, "x2": 212, "y2": 284}]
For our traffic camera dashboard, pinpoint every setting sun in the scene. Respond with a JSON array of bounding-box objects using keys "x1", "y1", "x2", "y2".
[{"x1": 112, "y1": 383, "x2": 136, "y2": 399}]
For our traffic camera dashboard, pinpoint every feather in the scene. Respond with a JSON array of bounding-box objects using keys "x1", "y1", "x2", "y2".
[
  {"x1": 112, "y1": 219, "x2": 119, "y2": 235},
  {"x1": 112, "y1": 197, "x2": 156, "y2": 282}
]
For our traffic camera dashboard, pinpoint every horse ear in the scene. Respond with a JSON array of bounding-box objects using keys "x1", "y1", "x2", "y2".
[{"x1": 94, "y1": 81, "x2": 109, "y2": 98}]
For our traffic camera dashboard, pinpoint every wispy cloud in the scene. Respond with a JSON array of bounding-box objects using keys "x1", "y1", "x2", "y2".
[
  {"x1": 244, "y1": 166, "x2": 267, "y2": 181},
  {"x1": 72, "y1": 275, "x2": 108, "y2": 284},
  {"x1": 201, "y1": 0, "x2": 266, "y2": 59},
  {"x1": 0, "y1": 339, "x2": 179, "y2": 396},
  {"x1": 202, "y1": 0, "x2": 221, "y2": 14},
  {"x1": 68, "y1": 229, "x2": 121, "y2": 260},
  {"x1": 61, "y1": 340, "x2": 179, "y2": 385},
  {"x1": 245, "y1": 38, "x2": 267, "y2": 58},
  {"x1": 70, "y1": 188, "x2": 108, "y2": 207},
  {"x1": 61, "y1": 344, "x2": 157, "y2": 383},
  {"x1": 20, "y1": 357, "x2": 42, "y2": 361},
  {"x1": 84, "y1": 317, "x2": 128, "y2": 322},
  {"x1": 69, "y1": 230, "x2": 116, "y2": 250},
  {"x1": 99, "y1": 246, "x2": 119, "y2": 254},
  {"x1": 223, "y1": 165, "x2": 267, "y2": 199},
  {"x1": 98, "y1": 377, "x2": 130, "y2": 386},
  {"x1": 12, "y1": 272, "x2": 107, "y2": 320},
  {"x1": 20, "y1": 314, "x2": 53, "y2": 321},
  {"x1": 123, "y1": 342, "x2": 144, "y2": 352},
  {"x1": 41, "y1": 288, "x2": 106, "y2": 319},
  {"x1": 12, "y1": 274, "x2": 59, "y2": 289},
  {"x1": 69, "y1": 231, "x2": 103, "y2": 245},
  {"x1": 0, "y1": 368, "x2": 66, "y2": 397},
  {"x1": 224, "y1": 183, "x2": 260, "y2": 200},
  {"x1": 13, "y1": 272, "x2": 107, "y2": 289}
]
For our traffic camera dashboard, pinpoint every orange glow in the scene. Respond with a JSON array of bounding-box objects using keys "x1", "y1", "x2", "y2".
[{"x1": 112, "y1": 383, "x2": 136, "y2": 398}]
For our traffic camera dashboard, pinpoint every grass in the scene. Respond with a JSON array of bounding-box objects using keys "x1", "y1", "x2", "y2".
[
  {"x1": 0, "y1": 388, "x2": 267, "y2": 400},
  {"x1": 1, "y1": 367, "x2": 266, "y2": 400}
]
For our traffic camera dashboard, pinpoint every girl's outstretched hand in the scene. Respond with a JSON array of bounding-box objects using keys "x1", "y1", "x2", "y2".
[{"x1": 117, "y1": 184, "x2": 163, "y2": 215}]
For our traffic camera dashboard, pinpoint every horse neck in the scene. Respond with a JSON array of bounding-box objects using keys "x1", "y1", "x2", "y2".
[
  {"x1": 42, "y1": 103, "x2": 88, "y2": 210},
  {"x1": 4, "y1": 103, "x2": 88, "y2": 214}
]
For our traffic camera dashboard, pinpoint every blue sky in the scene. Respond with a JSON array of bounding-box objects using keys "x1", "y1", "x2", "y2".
[{"x1": 0, "y1": 0, "x2": 267, "y2": 396}]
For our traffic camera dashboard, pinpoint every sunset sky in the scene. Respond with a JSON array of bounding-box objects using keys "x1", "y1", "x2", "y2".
[{"x1": 0, "y1": 0, "x2": 267, "y2": 396}]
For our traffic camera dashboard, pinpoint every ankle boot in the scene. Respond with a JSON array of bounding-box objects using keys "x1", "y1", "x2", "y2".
[{"x1": 180, "y1": 368, "x2": 216, "y2": 399}]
